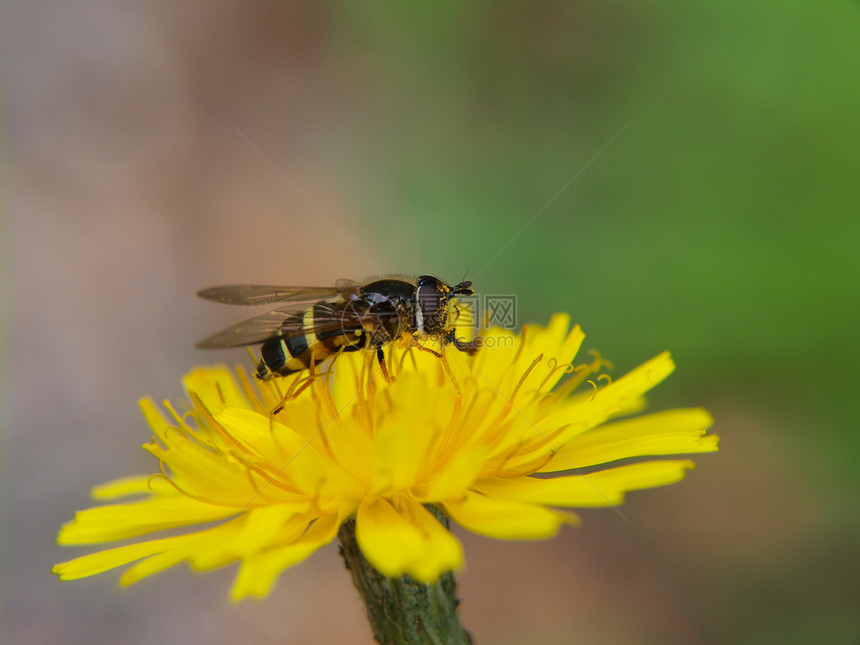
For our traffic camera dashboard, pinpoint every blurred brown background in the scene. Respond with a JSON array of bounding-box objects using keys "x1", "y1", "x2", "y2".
[{"x1": 3, "y1": 2, "x2": 859, "y2": 644}]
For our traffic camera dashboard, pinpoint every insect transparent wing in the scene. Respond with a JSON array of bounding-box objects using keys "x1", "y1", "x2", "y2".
[
  {"x1": 196, "y1": 285, "x2": 343, "y2": 306},
  {"x1": 195, "y1": 302, "x2": 365, "y2": 349},
  {"x1": 195, "y1": 309, "x2": 300, "y2": 348}
]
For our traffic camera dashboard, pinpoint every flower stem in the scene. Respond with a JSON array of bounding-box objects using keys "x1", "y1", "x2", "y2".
[{"x1": 337, "y1": 510, "x2": 472, "y2": 645}]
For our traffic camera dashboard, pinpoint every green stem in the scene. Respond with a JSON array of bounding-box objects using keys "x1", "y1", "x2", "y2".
[{"x1": 337, "y1": 509, "x2": 472, "y2": 645}]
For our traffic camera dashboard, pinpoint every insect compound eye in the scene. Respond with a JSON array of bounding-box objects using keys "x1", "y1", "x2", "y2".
[{"x1": 417, "y1": 277, "x2": 448, "y2": 335}]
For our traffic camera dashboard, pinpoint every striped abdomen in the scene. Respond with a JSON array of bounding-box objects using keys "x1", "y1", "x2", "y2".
[{"x1": 255, "y1": 302, "x2": 366, "y2": 379}]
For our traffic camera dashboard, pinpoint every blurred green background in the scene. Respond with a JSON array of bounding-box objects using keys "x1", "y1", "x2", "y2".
[{"x1": 5, "y1": 1, "x2": 859, "y2": 644}]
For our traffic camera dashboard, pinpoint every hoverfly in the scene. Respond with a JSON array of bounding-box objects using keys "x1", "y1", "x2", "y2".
[{"x1": 196, "y1": 275, "x2": 477, "y2": 381}]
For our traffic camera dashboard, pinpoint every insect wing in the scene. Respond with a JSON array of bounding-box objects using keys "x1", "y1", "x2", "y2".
[
  {"x1": 195, "y1": 301, "x2": 365, "y2": 349},
  {"x1": 196, "y1": 285, "x2": 345, "y2": 306},
  {"x1": 195, "y1": 308, "x2": 300, "y2": 348}
]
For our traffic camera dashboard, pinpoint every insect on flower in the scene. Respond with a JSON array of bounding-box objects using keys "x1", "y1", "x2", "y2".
[
  {"x1": 195, "y1": 275, "x2": 478, "y2": 382},
  {"x1": 53, "y1": 315, "x2": 719, "y2": 602}
]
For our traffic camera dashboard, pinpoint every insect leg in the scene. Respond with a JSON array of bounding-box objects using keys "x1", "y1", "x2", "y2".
[
  {"x1": 448, "y1": 330, "x2": 480, "y2": 355},
  {"x1": 271, "y1": 348, "x2": 323, "y2": 414},
  {"x1": 376, "y1": 347, "x2": 394, "y2": 383},
  {"x1": 409, "y1": 337, "x2": 443, "y2": 359}
]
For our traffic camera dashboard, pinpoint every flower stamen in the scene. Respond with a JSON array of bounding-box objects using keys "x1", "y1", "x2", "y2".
[
  {"x1": 188, "y1": 392, "x2": 239, "y2": 455},
  {"x1": 155, "y1": 460, "x2": 225, "y2": 506},
  {"x1": 538, "y1": 360, "x2": 576, "y2": 395},
  {"x1": 555, "y1": 349, "x2": 612, "y2": 398},
  {"x1": 439, "y1": 351, "x2": 462, "y2": 402},
  {"x1": 491, "y1": 354, "x2": 543, "y2": 429},
  {"x1": 236, "y1": 365, "x2": 259, "y2": 405},
  {"x1": 397, "y1": 341, "x2": 421, "y2": 375}
]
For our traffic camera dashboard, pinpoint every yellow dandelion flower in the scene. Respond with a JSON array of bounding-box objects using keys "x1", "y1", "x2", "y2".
[{"x1": 53, "y1": 314, "x2": 718, "y2": 601}]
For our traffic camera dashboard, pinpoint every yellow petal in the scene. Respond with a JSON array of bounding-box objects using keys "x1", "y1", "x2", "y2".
[
  {"x1": 415, "y1": 445, "x2": 486, "y2": 501},
  {"x1": 319, "y1": 417, "x2": 374, "y2": 485},
  {"x1": 402, "y1": 500, "x2": 463, "y2": 583},
  {"x1": 355, "y1": 496, "x2": 463, "y2": 582},
  {"x1": 328, "y1": 350, "x2": 367, "y2": 411},
  {"x1": 120, "y1": 543, "x2": 202, "y2": 587},
  {"x1": 90, "y1": 475, "x2": 170, "y2": 500},
  {"x1": 143, "y1": 436, "x2": 266, "y2": 506},
  {"x1": 118, "y1": 506, "x2": 316, "y2": 588},
  {"x1": 539, "y1": 409, "x2": 718, "y2": 472},
  {"x1": 211, "y1": 407, "x2": 288, "y2": 461},
  {"x1": 470, "y1": 328, "x2": 519, "y2": 390},
  {"x1": 53, "y1": 533, "x2": 198, "y2": 580},
  {"x1": 232, "y1": 504, "x2": 312, "y2": 556},
  {"x1": 120, "y1": 518, "x2": 249, "y2": 586},
  {"x1": 597, "y1": 351, "x2": 675, "y2": 403},
  {"x1": 138, "y1": 398, "x2": 175, "y2": 443},
  {"x1": 355, "y1": 496, "x2": 424, "y2": 575},
  {"x1": 183, "y1": 366, "x2": 249, "y2": 411},
  {"x1": 231, "y1": 509, "x2": 344, "y2": 600},
  {"x1": 371, "y1": 423, "x2": 423, "y2": 496},
  {"x1": 57, "y1": 496, "x2": 238, "y2": 545},
  {"x1": 508, "y1": 352, "x2": 678, "y2": 469},
  {"x1": 443, "y1": 491, "x2": 578, "y2": 540},
  {"x1": 475, "y1": 460, "x2": 696, "y2": 507},
  {"x1": 536, "y1": 322, "x2": 586, "y2": 394}
]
